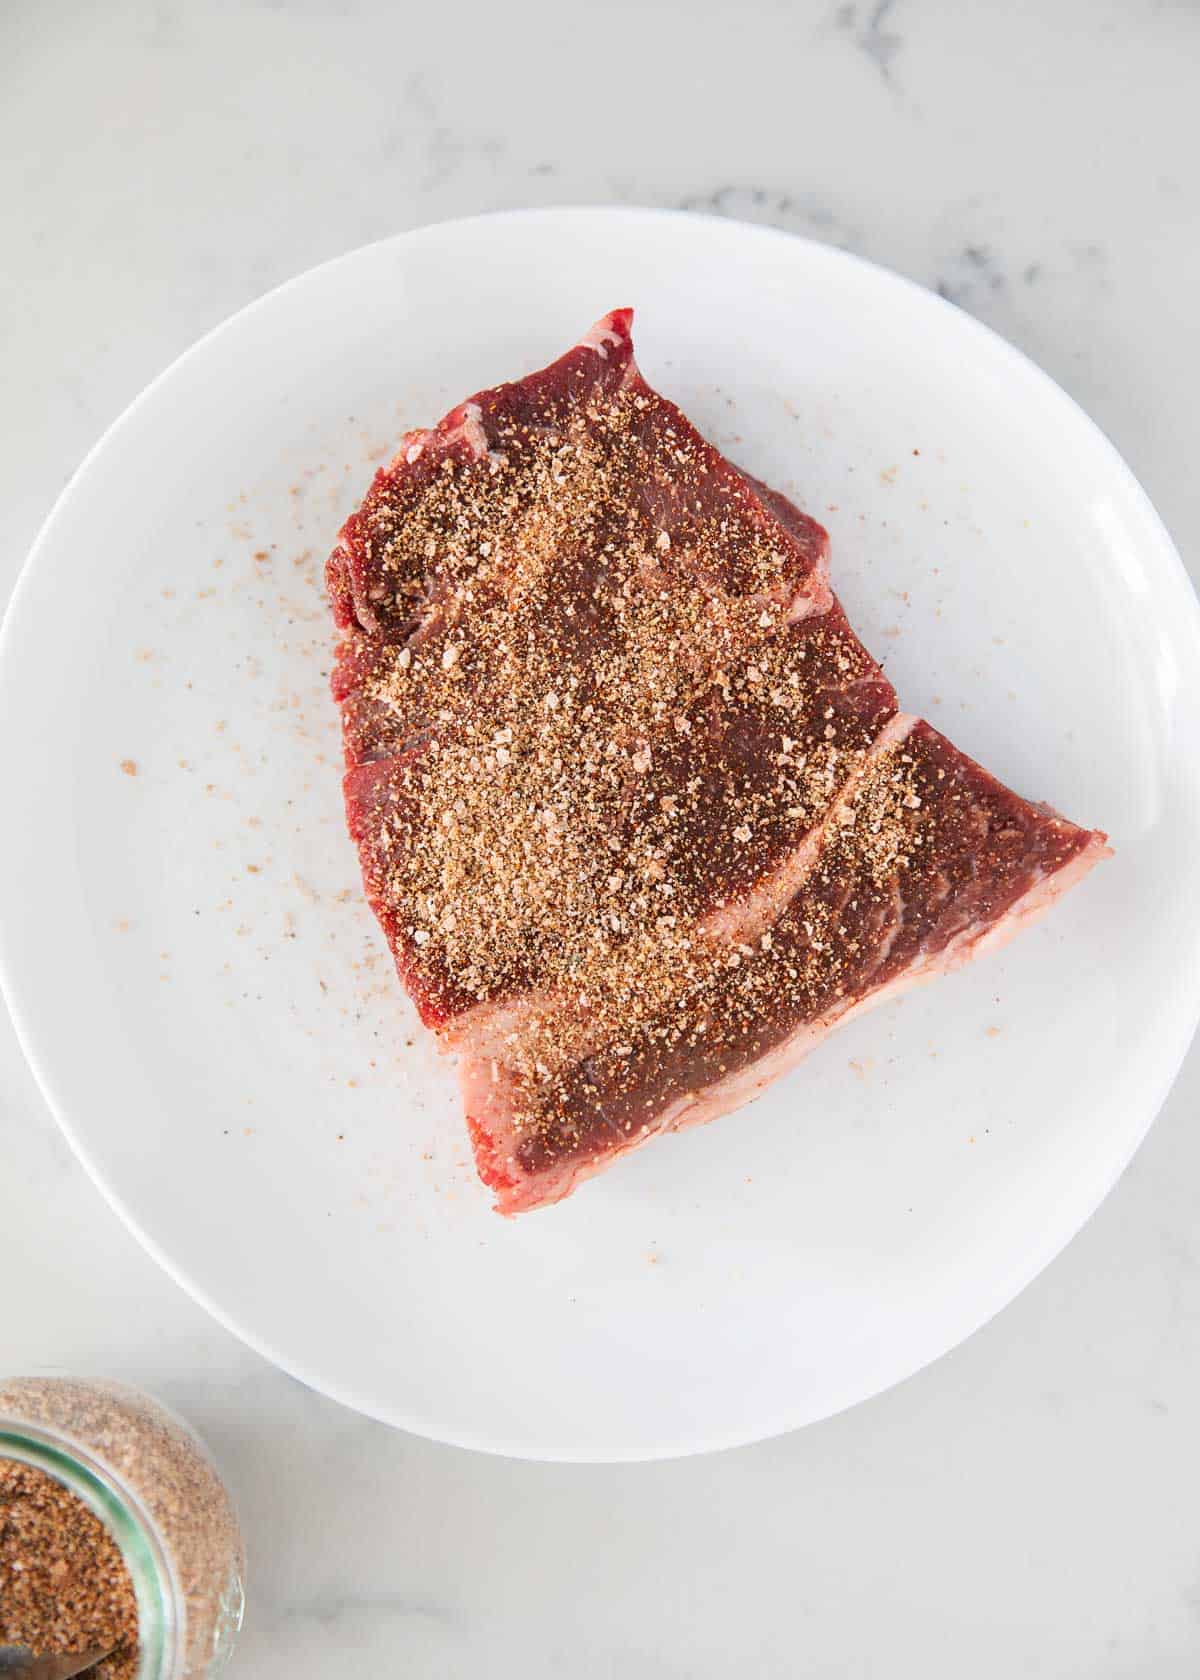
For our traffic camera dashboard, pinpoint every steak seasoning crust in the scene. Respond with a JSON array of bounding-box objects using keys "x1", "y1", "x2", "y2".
[{"x1": 328, "y1": 310, "x2": 1109, "y2": 1213}]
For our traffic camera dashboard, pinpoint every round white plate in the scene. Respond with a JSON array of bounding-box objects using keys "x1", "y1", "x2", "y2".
[{"x1": 3, "y1": 209, "x2": 1198, "y2": 1461}]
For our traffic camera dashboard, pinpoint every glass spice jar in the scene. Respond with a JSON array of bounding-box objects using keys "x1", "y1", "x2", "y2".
[{"x1": 0, "y1": 1377, "x2": 245, "y2": 1679}]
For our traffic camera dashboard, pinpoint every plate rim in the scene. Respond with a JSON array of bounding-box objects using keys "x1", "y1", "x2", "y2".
[{"x1": 3, "y1": 204, "x2": 1200, "y2": 1461}]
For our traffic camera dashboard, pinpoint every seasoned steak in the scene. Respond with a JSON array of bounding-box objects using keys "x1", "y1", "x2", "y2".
[{"x1": 328, "y1": 310, "x2": 1108, "y2": 1213}]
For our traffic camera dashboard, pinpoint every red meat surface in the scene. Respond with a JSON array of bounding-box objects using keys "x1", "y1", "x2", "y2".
[{"x1": 328, "y1": 310, "x2": 1109, "y2": 1213}]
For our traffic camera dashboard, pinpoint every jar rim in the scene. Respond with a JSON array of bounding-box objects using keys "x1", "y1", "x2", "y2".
[{"x1": 0, "y1": 1417, "x2": 179, "y2": 1680}]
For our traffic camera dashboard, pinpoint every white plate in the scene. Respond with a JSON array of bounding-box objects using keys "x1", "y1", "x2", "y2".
[{"x1": 2, "y1": 209, "x2": 1198, "y2": 1461}]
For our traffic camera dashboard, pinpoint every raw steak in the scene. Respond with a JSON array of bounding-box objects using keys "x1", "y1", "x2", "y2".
[{"x1": 328, "y1": 310, "x2": 1109, "y2": 1213}]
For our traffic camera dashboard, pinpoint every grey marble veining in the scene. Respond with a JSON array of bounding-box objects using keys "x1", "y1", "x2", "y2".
[
  {"x1": 4, "y1": 1, "x2": 1200, "y2": 1674},
  {"x1": 834, "y1": 0, "x2": 907, "y2": 88}
]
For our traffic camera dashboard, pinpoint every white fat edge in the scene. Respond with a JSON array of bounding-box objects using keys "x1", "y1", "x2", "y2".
[
  {"x1": 576, "y1": 317, "x2": 626, "y2": 359},
  {"x1": 445, "y1": 400, "x2": 489, "y2": 459},
  {"x1": 390, "y1": 429, "x2": 431, "y2": 471}
]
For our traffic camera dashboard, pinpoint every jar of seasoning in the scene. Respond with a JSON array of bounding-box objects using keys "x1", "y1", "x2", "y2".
[{"x1": 0, "y1": 1378, "x2": 245, "y2": 1678}]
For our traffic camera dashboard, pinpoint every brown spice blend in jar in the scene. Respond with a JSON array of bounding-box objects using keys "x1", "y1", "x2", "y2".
[
  {"x1": 0, "y1": 1459, "x2": 138, "y2": 1678},
  {"x1": 0, "y1": 1378, "x2": 245, "y2": 1678}
]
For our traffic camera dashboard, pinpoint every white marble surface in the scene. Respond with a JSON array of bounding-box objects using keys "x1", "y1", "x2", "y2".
[{"x1": 4, "y1": 1, "x2": 1200, "y2": 1672}]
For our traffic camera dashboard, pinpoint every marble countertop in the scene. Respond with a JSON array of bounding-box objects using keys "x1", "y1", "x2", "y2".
[{"x1": 5, "y1": 2, "x2": 1200, "y2": 1673}]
